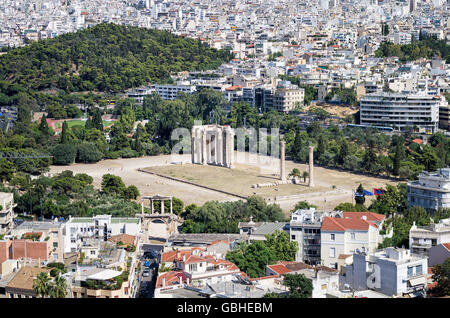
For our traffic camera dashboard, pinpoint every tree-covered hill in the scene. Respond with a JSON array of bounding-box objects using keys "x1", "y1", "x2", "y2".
[
  {"x1": 0, "y1": 23, "x2": 232, "y2": 95},
  {"x1": 375, "y1": 35, "x2": 450, "y2": 63}
]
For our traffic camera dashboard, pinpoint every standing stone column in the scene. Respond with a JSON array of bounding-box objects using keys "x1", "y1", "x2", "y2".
[
  {"x1": 206, "y1": 133, "x2": 211, "y2": 164},
  {"x1": 161, "y1": 199, "x2": 165, "y2": 214},
  {"x1": 216, "y1": 129, "x2": 223, "y2": 166},
  {"x1": 229, "y1": 129, "x2": 234, "y2": 168},
  {"x1": 191, "y1": 130, "x2": 196, "y2": 164},
  {"x1": 309, "y1": 146, "x2": 314, "y2": 187},
  {"x1": 141, "y1": 201, "x2": 144, "y2": 214},
  {"x1": 202, "y1": 130, "x2": 207, "y2": 165},
  {"x1": 280, "y1": 140, "x2": 286, "y2": 181},
  {"x1": 151, "y1": 199, "x2": 154, "y2": 215},
  {"x1": 197, "y1": 128, "x2": 202, "y2": 164},
  {"x1": 170, "y1": 198, "x2": 173, "y2": 215}
]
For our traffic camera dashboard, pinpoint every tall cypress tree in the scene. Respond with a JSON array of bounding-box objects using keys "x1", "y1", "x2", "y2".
[
  {"x1": 355, "y1": 183, "x2": 366, "y2": 205},
  {"x1": 39, "y1": 114, "x2": 49, "y2": 136},
  {"x1": 61, "y1": 121, "x2": 69, "y2": 144},
  {"x1": 92, "y1": 109, "x2": 103, "y2": 131},
  {"x1": 293, "y1": 127, "x2": 303, "y2": 160},
  {"x1": 134, "y1": 126, "x2": 142, "y2": 153},
  {"x1": 393, "y1": 144, "x2": 402, "y2": 176}
]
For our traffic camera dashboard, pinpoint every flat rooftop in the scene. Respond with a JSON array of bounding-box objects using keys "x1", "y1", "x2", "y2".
[{"x1": 158, "y1": 287, "x2": 209, "y2": 298}]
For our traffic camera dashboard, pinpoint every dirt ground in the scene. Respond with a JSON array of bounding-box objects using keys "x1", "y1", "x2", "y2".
[
  {"x1": 306, "y1": 103, "x2": 358, "y2": 118},
  {"x1": 49, "y1": 153, "x2": 399, "y2": 216}
]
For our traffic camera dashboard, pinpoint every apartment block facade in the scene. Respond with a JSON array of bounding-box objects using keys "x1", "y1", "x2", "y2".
[
  {"x1": 359, "y1": 91, "x2": 443, "y2": 132},
  {"x1": 409, "y1": 218, "x2": 450, "y2": 259},
  {"x1": 345, "y1": 248, "x2": 428, "y2": 298},
  {"x1": 0, "y1": 192, "x2": 15, "y2": 234},
  {"x1": 320, "y1": 216, "x2": 381, "y2": 270},
  {"x1": 407, "y1": 168, "x2": 450, "y2": 210},
  {"x1": 63, "y1": 215, "x2": 141, "y2": 253}
]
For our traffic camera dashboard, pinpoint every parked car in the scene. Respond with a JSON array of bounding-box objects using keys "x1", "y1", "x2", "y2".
[{"x1": 143, "y1": 269, "x2": 151, "y2": 277}]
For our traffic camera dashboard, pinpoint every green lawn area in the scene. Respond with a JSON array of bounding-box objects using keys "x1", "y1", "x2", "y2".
[
  {"x1": 55, "y1": 120, "x2": 85, "y2": 129},
  {"x1": 54, "y1": 119, "x2": 115, "y2": 130}
]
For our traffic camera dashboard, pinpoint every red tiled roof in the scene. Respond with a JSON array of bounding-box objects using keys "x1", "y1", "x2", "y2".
[
  {"x1": 155, "y1": 271, "x2": 185, "y2": 288},
  {"x1": 225, "y1": 85, "x2": 243, "y2": 91},
  {"x1": 412, "y1": 139, "x2": 423, "y2": 144},
  {"x1": 321, "y1": 216, "x2": 378, "y2": 232},
  {"x1": 249, "y1": 275, "x2": 280, "y2": 281},
  {"x1": 343, "y1": 212, "x2": 385, "y2": 222},
  {"x1": 184, "y1": 255, "x2": 207, "y2": 264},
  {"x1": 443, "y1": 243, "x2": 450, "y2": 251},
  {"x1": 208, "y1": 240, "x2": 229, "y2": 247},
  {"x1": 161, "y1": 250, "x2": 191, "y2": 263},
  {"x1": 267, "y1": 264, "x2": 291, "y2": 275}
]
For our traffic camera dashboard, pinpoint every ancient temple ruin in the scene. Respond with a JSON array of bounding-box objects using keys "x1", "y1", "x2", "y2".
[{"x1": 191, "y1": 124, "x2": 234, "y2": 168}]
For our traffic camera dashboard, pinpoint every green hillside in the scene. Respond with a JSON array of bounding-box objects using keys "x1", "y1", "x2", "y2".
[{"x1": 0, "y1": 23, "x2": 232, "y2": 97}]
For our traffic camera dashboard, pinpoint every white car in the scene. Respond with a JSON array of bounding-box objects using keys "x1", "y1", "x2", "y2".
[{"x1": 143, "y1": 270, "x2": 151, "y2": 277}]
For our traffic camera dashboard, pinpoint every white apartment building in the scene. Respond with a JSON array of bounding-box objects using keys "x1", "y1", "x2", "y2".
[
  {"x1": 289, "y1": 209, "x2": 342, "y2": 265},
  {"x1": 272, "y1": 81, "x2": 304, "y2": 112},
  {"x1": 320, "y1": 216, "x2": 382, "y2": 270},
  {"x1": 407, "y1": 168, "x2": 450, "y2": 210},
  {"x1": 359, "y1": 91, "x2": 443, "y2": 132},
  {"x1": 345, "y1": 248, "x2": 428, "y2": 298},
  {"x1": 393, "y1": 32, "x2": 412, "y2": 45},
  {"x1": 127, "y1": 87, "x2": 155, "y2": 104},
  {"x1": 154, "y1": 82, "x2": 197, "y2": 100},
  {"x1": 0, "y1": 192, "x2": 15, "y2": 234},
  {"x1": 409, "y1": 218, "x2": 450, "y2": 260},
  {"x1": 63, "y1": 215, "x2": 141, "y2": 253}
]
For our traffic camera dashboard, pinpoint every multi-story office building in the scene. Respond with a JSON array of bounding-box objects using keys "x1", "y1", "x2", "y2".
[
  {"x1": 0, "y1": 192, "x2": 15, "y2": 234},
  {"x1": 407, "y1": 168, "x2": 450, "y2": 210},
  {"x1": 63, "y1": 215, "x2": 141, "y2": 253},
  {"x1": 359, "y1": 91, "x2": 443, "y2": 132},
  {"x1": 345, "y1": 248, "x2": 428, "y2": 298},
  {"x1": 409, "y1": 218, "x2": 450, "y2": 260}
]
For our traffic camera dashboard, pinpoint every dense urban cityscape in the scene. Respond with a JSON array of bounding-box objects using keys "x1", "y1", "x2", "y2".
[{"x1": 0, "y1": 0, "x2": 449, "y2": 303}]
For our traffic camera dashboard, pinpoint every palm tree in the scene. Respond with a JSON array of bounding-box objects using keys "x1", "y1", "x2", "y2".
[
  {"x1": 289, "y1": 168, "x2": 302, "y2": 180},
  {"x1": 302, "y1": 171, "x2": 309, "y2": 183},
  {"x1": 51, "y1": 276, "x2": 68, "y2": 298},
  {"x1": 33, "y1": 272, "x2": 51, "y2": 297}
]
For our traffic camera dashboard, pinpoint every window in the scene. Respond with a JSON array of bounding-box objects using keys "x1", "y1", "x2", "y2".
[
  {"x1": 90, "y1": 251, "x2": 96, "y2": 255},
  {"x1": 291, "y1": 235, "x2": 296, "y2": 240},
  {"x1": 351, "y1": 233, "x2": 355, "y2": 240},
  {"x1": 53, "y1": 242, "x2": 58, "y2": 248},
  {"x1": 407, "y1": 267, "x2": 413, "y2": 278},
  {"x1": 71, "y1": 239, "x2": 76, "y2": 244},
  {"x1": 321, "y1": 284, "x2": 327, "y2": 290},
  {"x1": 416, "y1": 265, "x2": 423, "y2": 276},
  {"x1": 330, "y1": 248, "x2": 336, "y2": 258},
  {"x1": 331, "y1": 234, "x2": 335, "y2": 241}
]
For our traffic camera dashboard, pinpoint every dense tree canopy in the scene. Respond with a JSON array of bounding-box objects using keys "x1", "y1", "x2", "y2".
[{"x1": 226, "y1": 231, "x2": 298, "y2": 278}]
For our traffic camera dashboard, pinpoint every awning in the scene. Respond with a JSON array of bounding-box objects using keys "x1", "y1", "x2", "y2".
[
  {"x1": 87, "y1": 269, "x2": 122, "y2": 281},
  {"x1": 409, "y1": 276, "x2": 426, "y2": 286}
]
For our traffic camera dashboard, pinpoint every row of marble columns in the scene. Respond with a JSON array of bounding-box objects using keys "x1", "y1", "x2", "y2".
[
  {"x1": 141, "y1": 197, "x2": 173, "y2": 215},
  {"x1": 191, "y1": 126, "x2": 233, "y2": 168}
]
